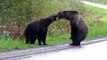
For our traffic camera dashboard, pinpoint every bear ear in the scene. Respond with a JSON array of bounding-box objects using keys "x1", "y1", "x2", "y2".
[
  {"x1": 58, "y1": 11, "x2": 64, "y2": 14},
  {"x1": 58, "y1": 12, "x2": 61, "y2": 15},
  {"x1": 63, "y1": 11, "x2": 67, "y2": 13}
]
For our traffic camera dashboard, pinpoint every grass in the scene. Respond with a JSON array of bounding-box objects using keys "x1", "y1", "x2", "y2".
[
  {"x1": 47, "y1": 34, "x2": 71, "y2": 45},
  {"x1": 0, "y1": 38, "x2": 36, "y2": 51},
  {"x1": 0, "y1": 34, "x2": 71, "y2": 51},
  {"x1": 87, "y1": 23, "x2": 107, "y2": 39},
  {"x1": 83, "y1": 4, "x2": 107, "y2": 39},
  {"x1": 87, "y1": 0, "x2": 107, "y2": 5}
]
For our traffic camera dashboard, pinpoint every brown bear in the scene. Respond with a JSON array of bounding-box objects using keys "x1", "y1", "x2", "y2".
[
  {"x1": 58, "y1": 11, "x2": 88, "y2": 46},
  {"x1": 24, "y1": 14, "x2": 58, "y2": 45}
]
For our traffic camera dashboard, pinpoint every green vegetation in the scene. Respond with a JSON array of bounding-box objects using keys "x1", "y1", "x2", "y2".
[
  {"x1": 0, "y1": 34, "x2": 70, "y2": 51},
  {"x1": 87, "y1": 0, "x2": 107, "y2": 4},
  {"x1": 0, "y1": 37, "x2": 36, "y2": 51},
  {"x1": 0, "y1": 0, "x2": 107, "y2": 51},
  {"x1": 0, "y1": 0, "x2": 32, "y2": 26},
  {"x1": 83, "y1": 5, "x2": 107, "y2": 39}
]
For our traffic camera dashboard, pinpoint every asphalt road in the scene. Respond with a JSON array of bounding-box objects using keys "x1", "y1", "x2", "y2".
[{"x1": 20, "y1": 40, "x2": 107, "y2": 60}]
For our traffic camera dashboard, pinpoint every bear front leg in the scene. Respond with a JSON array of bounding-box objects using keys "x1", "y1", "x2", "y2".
[
  {"x1": 37, "y1": 33, "x2": 42, "y2": 45},
  {"x1": 42, "y1": 30, "x2": 48, "y2": 45}
]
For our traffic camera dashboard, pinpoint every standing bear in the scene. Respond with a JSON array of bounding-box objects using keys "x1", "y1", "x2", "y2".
[
  {"x1": 24, "y1": 14, "x2": 58, "y2": 45},
  {"x1": 58, "y1": 11, "x2": 88, "y2": 46}
]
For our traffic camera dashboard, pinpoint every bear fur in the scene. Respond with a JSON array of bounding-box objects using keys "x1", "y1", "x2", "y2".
[
  {"x1": 24, "y1": 14, "x2": 58, "y2": 45},
  {"x1": 58, "y1": 11, "x2": 88, "y2": 46}
]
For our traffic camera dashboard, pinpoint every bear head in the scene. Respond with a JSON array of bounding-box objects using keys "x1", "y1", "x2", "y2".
[
  {"x1": 50, "y1": 14, "x2": 58, "y2": 21},
  {"x1": 58, "y1": 11, "x2": 79, "y2": 20}
]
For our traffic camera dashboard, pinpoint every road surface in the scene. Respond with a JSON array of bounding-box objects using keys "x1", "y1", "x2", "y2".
[{"x1": 20, "y1": 41, "x2": 107, "y2": 60}]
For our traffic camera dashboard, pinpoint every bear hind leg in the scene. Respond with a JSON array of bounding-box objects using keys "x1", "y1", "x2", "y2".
[
  {"x1": 69, "y1": 42, "x2": 80, "y2": 46},
  {"x1": 26, "y1": 38, "x2": 32, "y2": 44},
  {"x1": 26, "y1": 39, "x2": 30, "y2": 44},
  {"x1": 70, "y1": 39, "x2": 81, "y2": 46},
  {"x1": 37, "y1": 34, "x2": 42, "y2": 45},
  {"x1": 30, "y1": 36, "x2": 37, "y2": 44}
]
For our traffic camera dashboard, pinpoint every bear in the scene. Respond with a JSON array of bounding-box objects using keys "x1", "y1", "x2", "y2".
[
  {"x1": 24, "y1": 14, "x2": 58, "y2": 45},
  {"x1": 58, "y1": 11, "x2": 88, "y2": 46}
]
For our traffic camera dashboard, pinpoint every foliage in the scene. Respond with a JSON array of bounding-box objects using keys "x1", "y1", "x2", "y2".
[
  {"x1": 0, "y1": 0, "x2": 84, "y2": 37},
  {"x1": 0, "y1": 0, "x2": 32, "y2": 25},
  {"x1": 82, "y1": 5, "x2": 107, "y2": 39},
  {"x1": 0, "y1": 0, "x2": 32, "y2": 38}
]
